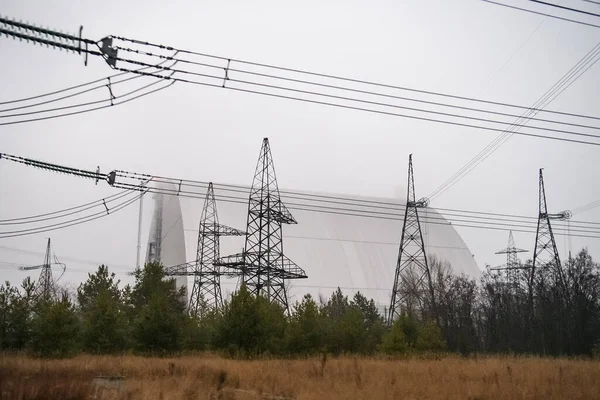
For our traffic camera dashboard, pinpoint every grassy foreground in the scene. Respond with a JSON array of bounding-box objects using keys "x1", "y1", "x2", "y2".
[{"x1": 1, "y1": 354, "x2": 599, "y2": 399}]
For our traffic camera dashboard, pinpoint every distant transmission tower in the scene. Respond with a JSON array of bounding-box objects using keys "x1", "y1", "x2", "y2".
[
  {"x1": 218, "y1": 138, "x2": 307, "y2": 313},
  {"x1": 531, "y1": 168, "x2": 571, "y2": 290},
  {"x1": 164, "y1": 183, "x2": 245, "y2": 316},
  {"x1": 388, "y1": 154, "x2": 434, "y2": 325},
  {"x1": 491, "y1": 231, "x2": 528, "y2": 287},
  {"x1": 17, "y1": 238, "x2": 66, "y2": 301}
]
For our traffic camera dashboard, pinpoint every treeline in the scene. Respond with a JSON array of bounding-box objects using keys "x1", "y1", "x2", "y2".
[{"x1": 0, "y1": 249, "x2": 599, "y2": 358}]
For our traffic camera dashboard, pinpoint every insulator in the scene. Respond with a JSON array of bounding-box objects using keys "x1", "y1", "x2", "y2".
[
  {"x1": 414, "y1": 197, "x2": 429, "y2": 208},
  {"x1": 560, "y1": 210, "x2": 572, "y2": 220}
]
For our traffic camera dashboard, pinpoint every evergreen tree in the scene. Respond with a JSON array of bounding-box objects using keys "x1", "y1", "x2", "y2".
[
  {"x1": 129, "y1": 262, "x2": 187, "y2": 354},
  {"x1": 351, "y1": 292, "x2": 385, "y2": 354},
  {"x1": 379, "y1": 319, "x2": 409, "y2": 355},
  {"x1": 78, "y1": 266, "x2": 128, "y2": 353},
  {"x1": 286, "y1": 294, "x2": 325, "y2": 354},
  {"x1": 215, "y1": 284, "x2": 287, "y2": 356},
  {"x1": 30, "y1": 292, "x2": 80, "y2": 358}
]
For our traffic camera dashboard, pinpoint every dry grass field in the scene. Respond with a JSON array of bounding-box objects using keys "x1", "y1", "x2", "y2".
[{"x1": 1, "y1": 353, "x2": 599, "y2": 400}]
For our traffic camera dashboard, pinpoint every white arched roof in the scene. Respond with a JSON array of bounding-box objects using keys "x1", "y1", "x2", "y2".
[{"x1": 152, "y1": 186, "x2": 481, "y2": 308}]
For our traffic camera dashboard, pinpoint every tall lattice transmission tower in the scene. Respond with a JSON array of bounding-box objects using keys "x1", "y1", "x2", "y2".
[
  {"x1": 217, "y1": 138, "x2": 307, "y2": 313},
  {"x1": 491, "y1": 231, "x2": 528, "y2": 287},
  {"x1": 388, "y1": 154, "x2": 434, "y2": 325},
  {"x1": 17, "y1": 238, "x2": 66, "y2": 301},
  {"x1": 163, "y1": 183, "x2": 245, "y2": 316},
  {"x1": 531, "y1": 169, "x2": 571, "y2": 292}
]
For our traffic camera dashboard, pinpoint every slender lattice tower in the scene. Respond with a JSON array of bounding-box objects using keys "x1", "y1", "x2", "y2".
[
  {"x1": 218, "y1": 138, "x2": 307, "y2": 313},
  {"x1": 188, "y1": 183, "x2": 245, "y2": 315},
  {"x1": 388, "y1": 155, "x2": 434, "y2": 325},
  {"x1": 530, "y1": 169, "x2": 571, "y2": 292},
  {"x1": 17, "y1": 238, "x2": 66, "y2": 301},
  {"x1": 163, "y1": 183, "x2": 245, "y2": 316},
  {"x1": 492, "y1": 231, "x2": 528, "y2": 287}
]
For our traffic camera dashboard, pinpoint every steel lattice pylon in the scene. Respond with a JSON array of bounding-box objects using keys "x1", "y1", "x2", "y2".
[
  {"x1": 217, "y1": 138, "x2": 307, "y2": 313},
  {"x1": 163, "y1": 183, "x2": 245, "y2": 316},
  {"x1": 491, "y1": 231, "x2": 529, "y2": 288},
  {"x1": 388, "y1": 155, "x2": 434, "y2": 325},
  {"x1": 17, "y1": 238, "x2": 66, "y2": 301},
  {"x1": 38, "y1": 239, "x2": 54, "y2": 300},
  {"x1": 530, "y1": 169, "x2": 570, "y2": 291}
]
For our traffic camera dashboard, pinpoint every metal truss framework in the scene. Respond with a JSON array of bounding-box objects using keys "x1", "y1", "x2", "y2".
[
  {"x1": 491, "y1": 231, "x2": 529, "y2": 289},
  {"x1": 388, "y1": 155, "x2": 435, "y2": 325},
  {"x1": 531, "y1": 169, "x2": 571, "y2": 291},
  {"x1": 217, "y1": 138, "x2": 307, "y2": 313},
  {"x1": 17, "y1": 238, "x2": 66, "y2": 301},
  {"x1": 164, "y1": 183, "x2": 245, "y2": 316}
]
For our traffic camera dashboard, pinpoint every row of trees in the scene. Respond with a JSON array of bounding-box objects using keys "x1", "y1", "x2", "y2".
[
  {"x1": 424, "y1": 249, "x2": 600, "y2": 356},
  {"x1": 0, "y1": 262, "x2": 444, "y2": 357},
  {"x1": 0, "y1": 248, "x2": 598, "y2": 358}
]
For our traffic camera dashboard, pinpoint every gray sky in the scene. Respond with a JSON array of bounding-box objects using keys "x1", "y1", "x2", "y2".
[{"x1": 1, "y1": 0, "x2": 599, "y2": 290}]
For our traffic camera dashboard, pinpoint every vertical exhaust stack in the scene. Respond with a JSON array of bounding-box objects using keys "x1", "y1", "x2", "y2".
[{"x1": 145, "y1": 183, "x2": 188, "y2": 308}]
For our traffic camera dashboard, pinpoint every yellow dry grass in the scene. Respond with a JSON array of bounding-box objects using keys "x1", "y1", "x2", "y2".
[{"x1": 1, "y1": 353, "x2": 599, "y2": 400}]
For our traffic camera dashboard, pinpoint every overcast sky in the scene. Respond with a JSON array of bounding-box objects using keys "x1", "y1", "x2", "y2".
[{"x1": 1, "y1": 0, "x2": 599, "y2": 290}]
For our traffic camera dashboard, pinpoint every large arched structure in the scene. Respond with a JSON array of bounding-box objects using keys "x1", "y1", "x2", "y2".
[{"x1": 146, "y1": 187, "x2": 481, "y2": 311}]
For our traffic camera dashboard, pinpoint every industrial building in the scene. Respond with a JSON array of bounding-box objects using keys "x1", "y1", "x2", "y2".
[{"x1": 145, "y1": 186, "x2": 481, "y2": 310}]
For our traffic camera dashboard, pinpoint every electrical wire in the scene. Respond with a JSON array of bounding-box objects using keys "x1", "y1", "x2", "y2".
[
  {"x1": 427, "y1": 39, "x2": 600, "y2": 200},
  {"x1": 101, "y1": 49, "x2": 600, "y2": 145},
  {"x1": 111, "y1": 68, "x2": 600, "y2": 145},
  {"x1": 4, "y1": 17, "x2": 600, "y2": 130},
  {"x1": 112, "y1": 44, "x2": 600, "y2": 132},
  {"x1": 481, "y1": 0, "x2": 600, "y2": 28},
  {"x1": 0, "y1": 244, "x2": 132, "y2": 270},
  {"x1": 3, "y1": 18, "x2": 600, "y2": 144},
  {"x1": 0, "y1": 73, "x2": 141, "y2": 113},
  {"x1": 0, "y1": 53, "x2": 178, "y2": 125},
  {"x1": 0, "y1": 79, "x2": 175, "y2": 126},
  {"x1": 118, "y1": 169, "x2": 600, "y2": 229},
  {"x1": 112, "y1": 35, "x2": 600, "y2": 122},
  {"x1": 571, "y1": 199, "x2": 600, "y2": 215},
  {"x1": 0, "y1": 191, "x2": 145, "y2": 239},
  {"x1": 0, "y1": 189, "x2": 132, "y2": 225},
  {"x1": 2, "y1": 152, "x2": 599, "y2": 237},
  {"x1": 527, "y1": 0, "x2": 600, "y2": 18}
]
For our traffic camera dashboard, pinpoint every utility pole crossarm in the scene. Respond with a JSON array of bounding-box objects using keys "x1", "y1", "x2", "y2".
[{"x1": 201, "y1": 224, "x2": 245, "y2": 237}]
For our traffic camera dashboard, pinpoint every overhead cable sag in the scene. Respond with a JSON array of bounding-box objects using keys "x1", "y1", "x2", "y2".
[
  {"x1": 2, "y1": 15, "x2": 600, "y2": 145},
  {"x1": 2, "y1": 152, "x2": 600, "y2": 240}
]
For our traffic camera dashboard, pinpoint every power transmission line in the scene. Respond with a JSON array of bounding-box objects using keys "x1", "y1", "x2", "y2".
[
  {"x1": 481, "y1": 0, "x2": 600, "y2": 28},
  {"x1": 2, "y1": 17, "x2": 600, "y2": 145},
  {"x1": 428, "y1": 39, "x2": 600, "y2": 200},
  {"x1": 0, "y1": 51, "x2": 178, "y2": 125},
  {"x1": 527, "y1": 0, "x2": 600, "y2": 18},
  {"x1": 4, "y1": 150, "x2": 600, "y2": 231},
  {"x1": 0, "y1": 191, "x2": 145, "y2": 239},
  {"x1": 0, "y1": 80, "x2": 174, "y2": 126},
  {"x1": 2, "y1": 152, "x2": 600, "y2": 240},
  {"x1": 0, "y1": 245, "x2": 132, "y2": 270},
  {"x1": 113, "y1": 35, "x2": 600, "y2": 121},
  {"x1": 104, "y1": 52, "x2": 600, "y2": 145},
  {"x1": 572, "y1": 199, "x2": 600, "y2": 215},
  {"x1": 0, "y1": 189, "x2": 132, "y2": 225}
]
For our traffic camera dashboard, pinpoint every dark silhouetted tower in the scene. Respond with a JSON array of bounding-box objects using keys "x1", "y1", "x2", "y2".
[
  {"x1": 218, "y1": 138, "x2": 307, "y2": 313},
  {"x1": 388, "y1": 155, "x2": 434, "y2": 325},
  {"x1": 17, "y1": 238, "x2": 65, "y2": 300}
]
